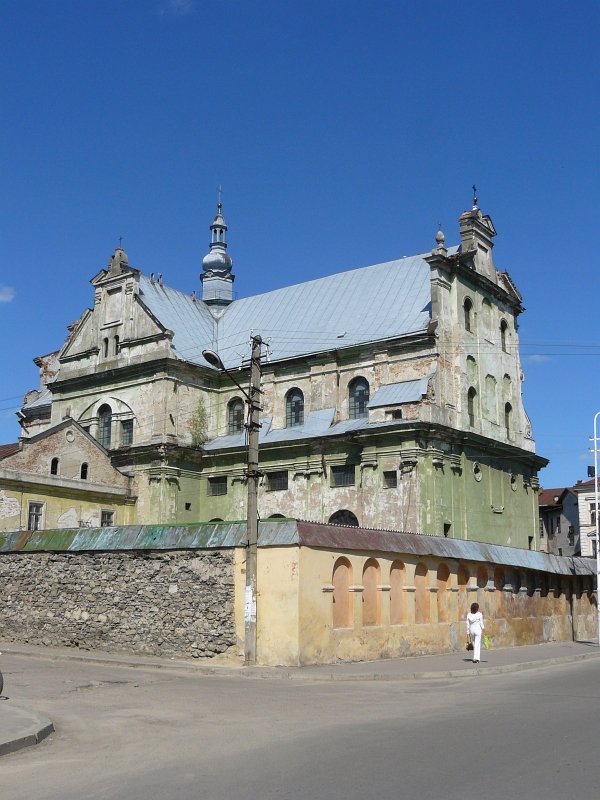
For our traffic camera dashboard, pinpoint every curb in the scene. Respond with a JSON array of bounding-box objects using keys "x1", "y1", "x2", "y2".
[
  {"x1": 2, "y1": 642, "x2": 600, "y2": 683},
  {"x1": 0, "y1": 708, "x2": 54, "y2": 757}
]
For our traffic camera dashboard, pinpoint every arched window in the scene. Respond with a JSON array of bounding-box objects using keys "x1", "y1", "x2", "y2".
[
  {"x1": 390, "y1": 561, "x2": 406, "y2": 624},
  {"x1": 414, "y1": 562, "x2": 430, "y2": 624},
  {"x1": 500, "y1": 319, "x2": 508, "y2": 352},
  {"x1": 349, "y1": 377, "x2": 369, "y2": 419},
  {"x1": 114, "y1": 335, "x2": 120, "y2": 355},
  {"x1": 227, "y1": 398, "x2": 245, "y2": 434},
  {"x1": 467, "y1": 387, "x2": 477, "y2": 427},
  {"x1": 362, "y1": 559, "x2": 380, "y2": 626},
  {"x1": 504, "y1": 402, "x2": 512, "y2": 438},
  {"x1": 332, "y1": 557, "x2": 353, "y2": 628},
  {"x1": 50, "y1": 457, "x2": 59, "y2": 476},
  {"x1": 463, "y1": 298, "x2": 473, "y2": 332},
  {"x1": 98, "y1": 404, "x2": 112, "y2": 448},
  {"x1": 103, "y1": 338, "x2": 109, "y2": 358},
  {"x1": 285, "y1": 388, "x2": 304, "y2": 428},
  {"x1": 80, "y1": 463, "x2": 89, "y2": 480},
  {"x1": 328, "y1": 509, "x2": 359, "y2": 526},
  {"x1": 437, "y1": 563, "x2": 450, "y2": 622}
]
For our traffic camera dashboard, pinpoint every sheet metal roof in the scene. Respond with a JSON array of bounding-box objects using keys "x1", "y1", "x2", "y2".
[
  {"x1": 138, "y1": 275, "x2": 217, "y2": 366},
  {"x1": 368, "y1": 376, "x2": 430, "y2": 408},
  {"x1": 202, "y1": 409, "x2": 400, "y2": 451},
  {"x1": 138, "y1": 248, "x2": 458, "y2": 370},
  {"x1": 0, "y1": 519, "x2": 592, "y2": 576}
]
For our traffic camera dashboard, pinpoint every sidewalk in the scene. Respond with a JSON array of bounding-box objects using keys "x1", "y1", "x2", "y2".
[{"x1": 1, "y1": 639, "x2": 599, "y2": 756}]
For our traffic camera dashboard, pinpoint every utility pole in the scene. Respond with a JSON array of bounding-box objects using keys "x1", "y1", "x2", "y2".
[
  {"x1": 201, "y1": 334, "x2": 263, "y2": 665},
  {"x1": 244, "y1": 334, "x2": 262, "y2": 665}
]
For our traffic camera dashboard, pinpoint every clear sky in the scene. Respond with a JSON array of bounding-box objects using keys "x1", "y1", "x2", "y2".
[{"x1": 0, "y1": 0, "x2": 598, "y2": 488}]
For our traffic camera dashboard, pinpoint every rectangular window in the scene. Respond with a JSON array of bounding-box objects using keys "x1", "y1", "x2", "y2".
[
  {"x1": 330, "y1": 465, "x2": 355, "y2": 488},
  {"x1": 568, "y1": 526, "x2": 575, "y2": 546},
  {"x1": 208, "y1": 476, "x2": 228, "y2": 496},
  {"x1": 266, "y1": 471, "x2": 288, "y2": 491},
  {"x1": 101, "y1": 510, "x2": 115, "y2": 527},
  {"x1": 27, "y1": 502, "x2": 43, "y2": 532},
  {"x1": 121, "y1": 419, "x2": 134, "y2": 446},
  {"x1": 383, "y1": 470, "x2": 398, "y2": 489},
  {"x1": 590, "y1": 503, "x2": 596, "y2": 526}
]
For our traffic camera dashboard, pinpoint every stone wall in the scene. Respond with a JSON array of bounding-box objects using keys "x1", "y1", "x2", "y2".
[{"x1": 0, "y1": 549, "x2": 236, "y2": 659}]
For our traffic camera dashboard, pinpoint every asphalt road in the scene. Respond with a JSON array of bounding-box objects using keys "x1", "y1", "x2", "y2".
[{"x1": 0, "y1": 653, "x2": 598, "y2": 800}]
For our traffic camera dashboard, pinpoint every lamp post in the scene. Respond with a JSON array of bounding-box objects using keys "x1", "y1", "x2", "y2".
[
  {"x1": 203, "y1": 335, "x2": 263, "y2": 665},
  {"x1": 592, "y1": 412, "x2": 600, "y2": 647}
]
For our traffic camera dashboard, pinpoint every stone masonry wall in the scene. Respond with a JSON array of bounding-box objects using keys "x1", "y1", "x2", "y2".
[{"x1": 0, "y1": 549, "x2": 236, "y2": 659}]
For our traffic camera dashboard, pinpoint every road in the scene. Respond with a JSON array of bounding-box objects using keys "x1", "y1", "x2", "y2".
[{"x1": 0, "y1": 652, "x2": 598, "y2": 800}]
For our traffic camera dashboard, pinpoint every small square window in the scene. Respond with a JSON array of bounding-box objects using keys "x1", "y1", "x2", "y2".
[
  {"x1": 266, "y1": 471, "x2": 288, "y2": 491},
  {"x1": 101, "y1": 510, "x2": 115, "y2": 527},
  {"x1": 185, "y1": 502, "x2": 192, "y2": 511},
  {"x1": 383, "y1": 470, "x2": 397, "y2": 489},
  {"x1": 331, "y1": 465, "x2": 355, "y2": 488},
  {"x1": 208, "y1": 476, "x2": 228, "y2": 496}
]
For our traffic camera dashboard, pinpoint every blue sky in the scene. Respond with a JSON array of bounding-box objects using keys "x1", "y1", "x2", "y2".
[{"x1": 0, "y1": 0, "x2": 598, "y2": 488}]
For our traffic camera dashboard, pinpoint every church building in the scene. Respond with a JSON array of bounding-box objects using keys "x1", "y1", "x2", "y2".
[{"x1": 0, "y1": 197, "x2": 547, "y2": 548}]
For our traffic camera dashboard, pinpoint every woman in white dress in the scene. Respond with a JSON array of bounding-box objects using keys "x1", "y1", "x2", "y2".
[{"x1": 466, "y1": 602, "x2": 485, "y2": 663}]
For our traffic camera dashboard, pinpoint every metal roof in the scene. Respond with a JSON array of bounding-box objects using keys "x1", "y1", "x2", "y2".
[
  {"x1": 0, "y1": 518, "x2": 592, "y2": 576},
  {"x1": 138, "y1": 275, "x2": 217, "y2": 366},
  {"x1": 138, "y1": 249, "x2": 458, "y2": 371},
  {"x1": 202, "y1": 409, "x2": 400, "y2": 451},
  {"x1": 368, "y1": 376, "x2": 430, "y2": 408}
]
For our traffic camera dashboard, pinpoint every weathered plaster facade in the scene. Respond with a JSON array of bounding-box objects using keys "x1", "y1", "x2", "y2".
[
  {"x1": 1, "y1": 200, "x2": 546, "y2": 548},
  {"x1": 0, "y1": 521, "x2": 595, "y2": 666}
]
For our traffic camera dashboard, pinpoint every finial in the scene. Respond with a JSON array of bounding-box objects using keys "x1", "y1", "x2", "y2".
[
  {"x1": 434, "y1": 221, "x2": 446, "y2": 254},
  {"x1": 472, "y1": 184, "x2": 478, "y2": 210},
  {"x1": 217, "y1": 185, "x2": 223, "y2": 213},
  {"x1": 118, "y1": 235, "x2": 124, "y2": 249}
]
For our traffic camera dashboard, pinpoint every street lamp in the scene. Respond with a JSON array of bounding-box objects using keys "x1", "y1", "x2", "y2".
[
  {"x1": 203, "y1": 336, "x2": 263, "y2": 666},
  {"x1": 592, "y1": 412, "x2": 600, "y2": 647}
]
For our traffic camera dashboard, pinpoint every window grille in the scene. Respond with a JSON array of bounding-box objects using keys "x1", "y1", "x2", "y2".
[
  {"x1": 383, "y1": 470, "x2": 397, "y2": 489},
  {"x1": 208, "y1": 476, "x2": 228, "y2": 496},
  {"x1": 266, "y1": 471, "x2": 288, "y2": 491},
  {"x1": 331, "y1": 465, "x2": 355, "y2": 487},
  {"x1": 101, "y1": 510, "x2": 115, "y2": 527}
]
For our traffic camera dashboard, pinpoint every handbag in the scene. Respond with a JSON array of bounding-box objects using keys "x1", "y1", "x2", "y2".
[{"x1": 466, "y1": 635, "x2": 474, "y2": 651}]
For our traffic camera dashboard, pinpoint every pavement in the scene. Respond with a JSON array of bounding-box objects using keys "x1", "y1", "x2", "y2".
[{"x1": 1, "y1": 638, "x2": 599, "y2": 757}]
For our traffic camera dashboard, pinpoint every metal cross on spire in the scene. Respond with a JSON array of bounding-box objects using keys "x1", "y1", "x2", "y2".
[{"x1": 472, "y1": 184, "x2": 478, "y2": 209}]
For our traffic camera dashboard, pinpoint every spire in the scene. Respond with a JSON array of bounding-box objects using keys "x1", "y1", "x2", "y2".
[{"x1": 200, "y1": 192, "x2": 235, "y2": 308}]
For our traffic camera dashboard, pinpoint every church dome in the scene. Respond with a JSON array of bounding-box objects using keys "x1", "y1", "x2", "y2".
[{"x1": 202, "y1": 248, "x2": 233, "y2": 272}]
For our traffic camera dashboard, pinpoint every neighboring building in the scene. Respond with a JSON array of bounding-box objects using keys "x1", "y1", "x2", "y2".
[
  {"x1": 538, "y1": 487, "x2": 580, "y2": 556},
  {"x1": 574, "y1": 478, "x2": 598, "y2": 557},
  {"x1": 0, "y1": 419, "x2": 136, "y2": 530},
  {"x1": 0, "y1": 197, "x2": 547, "y2": 547}
]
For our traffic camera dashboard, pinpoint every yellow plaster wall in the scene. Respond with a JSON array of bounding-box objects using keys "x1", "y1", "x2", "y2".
[{"x1": 249, "y1": 545, "x2": 597, "y2": 666}]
